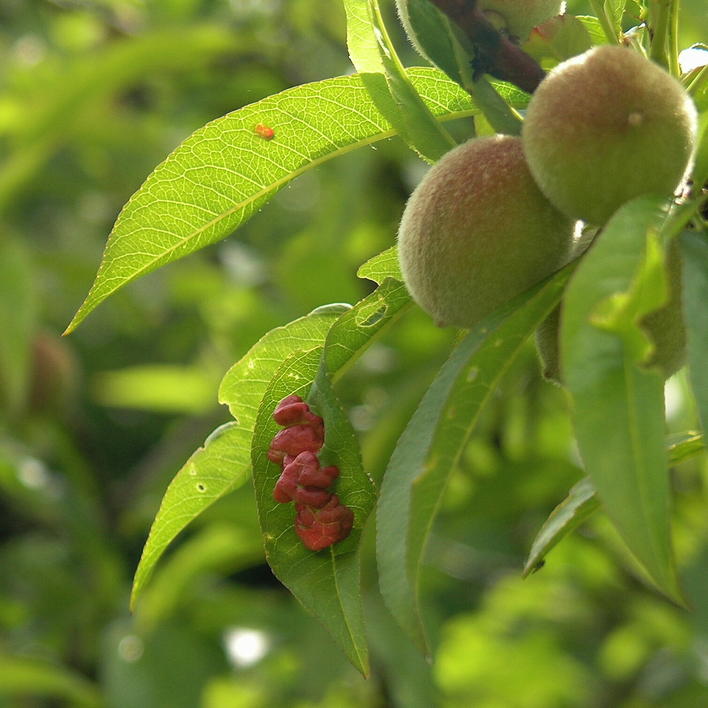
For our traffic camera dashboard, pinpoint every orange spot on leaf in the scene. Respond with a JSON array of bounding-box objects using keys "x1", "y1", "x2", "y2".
[{"x1": 255, "y1": 123, "x2": 275, "y2": 140}]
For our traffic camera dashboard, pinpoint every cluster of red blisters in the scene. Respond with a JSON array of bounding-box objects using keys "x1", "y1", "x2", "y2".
[{"x1": 268, "y1": 395, "x2": 354, "y2": 551}]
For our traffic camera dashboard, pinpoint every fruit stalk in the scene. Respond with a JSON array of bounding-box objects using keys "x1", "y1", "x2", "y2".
[
  {"x1": 428, "y1": 0, "x2": 546, "y2": 93},
  {"x1": 649, "y1": 0, "x2": 681, "y2": 75}
]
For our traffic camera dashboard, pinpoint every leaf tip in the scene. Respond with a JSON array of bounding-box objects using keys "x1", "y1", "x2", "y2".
[{"x1": 63, "y1": 302, "x2": 90, "y2": 336}]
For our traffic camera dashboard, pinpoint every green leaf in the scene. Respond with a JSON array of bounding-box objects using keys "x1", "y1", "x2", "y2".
[
  {"x1": 131, "y1": 307, "x2": 345, "y2": 608},
  {"x1": 576, "y1": 15, "x2": 611, "y2": 45},
  {"x1": 324, "y1": 278, "x2": 412, "y2": 379},
  {"x1": 0, "y1": 236, "x2": 36, "y2": 415},
  {"x1": 131, "y1": 422, "x2": 250, "y2": 609},
  {"x1": 377, "y1": 266, "x2": 573, "y2": 650},
  {"x1": 562, "y1": 196, "x2": 683, "y2": 603},
  {"x1": 523, "y1": 432, "x2": 705, "y2": 576},
  {"x1": 344, "y1": 0, "x2": 457, "y2": 162},
  {"x1": 251, "y1": 347, "x2": 370, "y2": 675},
  {"x1": 248, "y1": 280, "x2": 412, "y2": 672},
  {"x1": 0, "y1": 655, "x2": 101, "y2": 707},
  {"x1": 218, "y1": 307, "x2": 347, "y2": 421},
  {"x1": 603, "y1": 0, "x2": 627, "y2": 35},
  {"x1": 395, "y1": 0, "x2": 473, "y2": 86},
  {"x1": 344, "y1": 0, "x2": 387, "y2": 73},
  {"x1": 64, "y1": 67, "x2": 487, "y2": 333},
  {"x1": 522, "y1": 478, "x2": 601, "y2": 577},
  {"x1": 357, "y1": 246, "x2": 402, "y2": 284},
  {"x1": 682, "y1": 230, "x2": 708, "y2": 434},
  {"x1": 66, "y1": 63, "x2": 529, "y2": 334}
]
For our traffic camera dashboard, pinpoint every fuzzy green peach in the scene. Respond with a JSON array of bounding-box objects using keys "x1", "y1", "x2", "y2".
[
  {"x1": 397, "y1": 135, "x2": 575, "y2": 329},
  {"x1": 522, "y1": 46, "x2": 697, "y2": 225}
]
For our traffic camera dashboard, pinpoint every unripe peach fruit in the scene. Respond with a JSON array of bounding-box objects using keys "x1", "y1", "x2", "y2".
[
  {"x1": 522, "y1": 46, "x2": 697, "y2": 225},
  {"x1": 397, "y1": 135, "x2": 575, "y2": 329},
  {"x1": 480, "y1": 0, "x2": 562, "y2": 41}
]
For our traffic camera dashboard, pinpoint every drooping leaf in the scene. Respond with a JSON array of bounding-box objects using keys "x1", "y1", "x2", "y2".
[
  {"x1": 395, "y1": 0, "x2": 473, "y2": 86},
  {"x1": 377, "y1": 266, "x2": 573, "y2": 651},
  {"x1": 344, "y1": 0, "x2": 457, "y2": 161},
  {"x1": 131, "y1": 307, "x2": 345, "y2": 607},
  {"x1": 251, "y1": 347, "x2": 370, "y2": 675},
  {"x1": 249, "y1": 279, "x2": 413, "y2": 672},
  {"x1": 562, "y1": 195, "x2": 683, "y2": 603},
  {"x1": 65, "y1": 68, "x2": 529, "y2": 333},
  {"x1": 522, "y1": 477, "x2": 601, "y2": 577},
  {"x1": 682, "y1": 229, "x2": 708, "y2": 434},
  {"x1": 130, "y1": 422, "x2": 250, "y2": 609},
  {"x1": 523, "y1": 431, "x2": 705, "y2": 575}
]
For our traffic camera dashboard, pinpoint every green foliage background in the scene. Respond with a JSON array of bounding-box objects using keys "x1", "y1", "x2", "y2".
[{"x1": 0, "y1": 1, "x2": 706, "y2": 706}]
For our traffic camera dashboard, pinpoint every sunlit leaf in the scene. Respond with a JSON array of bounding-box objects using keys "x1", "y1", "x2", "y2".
[
  {"x1": 218, "y1": 308, "x2": 347, "y2": 421},
  {"x1": 132, "y1": 308, "x2": 344, "y2": 607},
  {"x1": 344, "y1": 0, "x2": 386, "y2": 73},
  {"x1": 576, "y1": 15, "x2": 610, "y2": 45},
  {"x1": 357, "y1": 246, "x2": 402, "y2": 283},
  {"x1": 66, "y1": 68, "x2": 529, "y2": 332},
  {"x1": 131, "y1": 422, "x2": 250, "y2": 609},
  {"x1": 562, "y1": 196, "x2": 683, "y2": 603},
  {"x1": 377, "y1": 266, "x2": 573, "y2": 650}
]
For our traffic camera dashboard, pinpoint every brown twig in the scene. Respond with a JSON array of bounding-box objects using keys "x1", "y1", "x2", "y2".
[{"x1": 429, "y1": 0, "x2": 545, "y2": 93}]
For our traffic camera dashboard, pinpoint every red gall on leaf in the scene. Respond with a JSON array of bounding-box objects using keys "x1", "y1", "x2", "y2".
[
  {"x1": 294, "y1": 495, "x2": 354, "y2": 551},
  {"x1": 272, "y1": 395, "x2": 324, "y2": 432},
  {"x1": 267, "y1": 425, "x2": 324, "y2": 464},
  {"x1": 273, "y1": 459, "x2": 332, "y2": 507}
]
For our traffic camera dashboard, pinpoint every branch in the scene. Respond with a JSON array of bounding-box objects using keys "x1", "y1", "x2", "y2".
[{"x1": 429, "y1": 0, "x2": 545, "y2": 93}]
